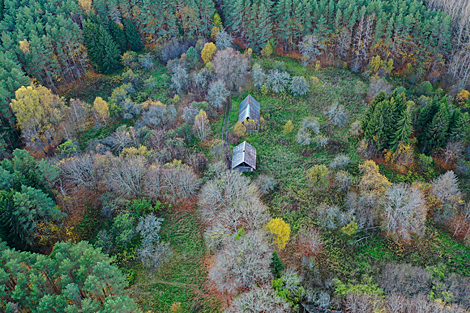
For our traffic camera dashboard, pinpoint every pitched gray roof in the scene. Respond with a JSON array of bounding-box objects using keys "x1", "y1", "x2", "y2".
[
  {"x1": 231, "y1": 141, "x2": 256, "y2": 169},
  {"x1": 238, "y1": 95, "x2": 260, "y2": 124}
]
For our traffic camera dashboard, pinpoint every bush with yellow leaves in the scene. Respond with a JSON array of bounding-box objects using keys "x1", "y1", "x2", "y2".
[
  {"x1": 358, "y1": 160, "x2": 391, "y2": 195},
  {"x1": 283, "y1": 120, "x2": 294, "y2": 134},
  {"x1": 233, "y1": 121, "x2": 246, "y2": 137},
  {"x1": 201, "y1": 42, "x2": 217, "y2": 64},
  {"x1": 264, "y1": 218, "x2": 291, "y2": 249},
  {"x1": 456, "y1": 89, "x2": 470, "y2": 107}
]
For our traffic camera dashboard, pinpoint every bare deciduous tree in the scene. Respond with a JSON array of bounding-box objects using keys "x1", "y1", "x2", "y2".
[
  {"x1": 207, "y1": 79, "x2": 230, "y2": 109},
  {"x1": 335, "y1": 170, "x2": 353, "y2": 192},
  {"x1": 379, "y1": 263, "x2": 431, "y2": 297},
  {"x1": 344, "y1": 293, "x2": 379, "y2": 313},
  {"x1": 252, "y1": 64, "x2": 266, "y2": 88},
  {"x1": 160, "y1": 163, "x2": 199, "y2": 204},
  {"x1": 253, "y1": 175, "x2": 277, "y2": 195},
  {"x1": 215, "y1": 29, "x2": 233, "y2": 50},
  {"x1": 109, "y1": 127, "x2": 140, "y2": 153},
  {"x1": 316, "y1": 203, "x2": 341, "y2": 230},
  {"x1": 143, "y1": 165, "x2": 163, "y2": 201},
  {"x1": 107, "y1": 155, "x2": 147, "y2": 199},
  {"x1": 324, "y1": 102, "x2": 349, "y2": 127},
  {"x1": 444, "y1": 141, "x2": 464, "y2": 164},
  {"x1": 65, "y1": 99, "x2": 90, "y2": 135},
  {"x1": 381, "y1": 183, "x2": 427, "y2": 242},
  {"x1": 289, "y1": 76, "x2": 310, "y2": 96},
  {"x1": 336, "y1": 28, "x2": 352, "y2": 61},
  {"x1": 431, "y1": 171, "x2": 462, "y2": 205},
  {"x1": 139, "y1": 100, "x2": 177, "y2": 129},
  {"x1": 199, "y1": 170, "x2": 258, "y2": 221},
  {"x1": 170, "y1": 64, "x2": 189, "y2": 94},
  {"x1": 137, "y1": 241, "x2": 173, "y2": 270},
  {"x1": 208, "y1": 231, "x2": 272, "y2": 292},
  {"x1": 227, "y1": 285, "x2": 290, "y2": 313},
  {"x1": 135, "y1": 213, "x2": 173, "y2": 270},
  {"x1": 266, "y1": 69, "x2": 291, "y2": 93},
  {"x1": 300, "y1": 34, "x2": 323, "y2": 65},
  {"x1": 213, "y1": 48, "x2": 249, "y2": 90},
  {"x1": 182, "y1": 103, "x2": 200, "y2": 125},
  {"x1": 60, "y1": 153, "x2": 98, "y2": 191},
  {"x1": 329, "y1": 154, "x2": 351, "y2": 169}
]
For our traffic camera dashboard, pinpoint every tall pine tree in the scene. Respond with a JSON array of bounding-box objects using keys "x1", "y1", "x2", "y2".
[
  {"x1": 391, "y1": 106, "x2": 413, "y2": 149},
  {"x1": 108, "y1": 20, "x2": 127, "y2": 53},
  {"x1": 99, "y1": 25, "x2": 123, "y2": 74},
  {"x1": 124, "y1": 18, "x2": 144, "y2": 52},
  {"x1": 424, "y1": 102, "x2": 451, "y2": 153}
]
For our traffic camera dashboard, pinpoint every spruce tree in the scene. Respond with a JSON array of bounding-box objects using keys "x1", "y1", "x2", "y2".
[
  {"x1": 424, "y1": 102, "x2": 451, "y2": 153},
  {"x1": 271, "y1": 250, "x2": 285, "y2": 278},
  {"x1": 108, "y1": 20, "x2": 127, "y2": 53},
  {"x1": 276, "y1": 0, "x2": 292, "y2": 51},
  {"x1": 124, "y1": 18, "x2": 144, "y2": 52},
  {"x1": 225, "y1": 0, "x2": 244, "y2": 35},
  {"x1": 450, "y1": 111, "x2": 470, "y2": 143},
  {"x1": 186, "y1": 46, "x2": 199, "y2": 68},
  {"x1": 83, "y1": 21, "x2": 102, "y2": 70},
  {"x1": 391, "y1": 107, "x2": 413, "y2": 150},
  {"x1": 362, "y1": 91, "x2": 386, "y2": 134},
  {"x1": 251, "y1": 2, "x2": 272, "y2": 51},
  {"x1": 99, "y1": 26, "x2": 123, "y2": 74},
  {"x1": 368, "y1": 103, "x2": 388, "y2": 151},
  {"x1": 416, "y1": 99, "x2": 439, "y2": 147}
]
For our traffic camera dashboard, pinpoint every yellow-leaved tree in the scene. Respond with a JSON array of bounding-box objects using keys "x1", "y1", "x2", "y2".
[
  {"x1": 93, "y1": 97, "x2": 109, "y2": 126},
  {"x1": 264, "y1": 218, "x2": 291, "y2": 249},
  {"x1": 233, "y1": 121, "x2": 246, "y2": 137},
  {"x1": 306, "y1": 165, "x2": 329, "y2": 188},
  {"x1": 283, "y1": 120, "x2": 294, "y2": 134},
  {"x1": 19, "y1": 39, "x2": 31, "y2": 54},
  {"x1": 213, "y1": 13, "x2": 223, "y2": 28},
  {"x1": 201, "y1": 42, "x2": 217, "y2": 64},
  {"x1": 358, "y1": 160, "x2": 391, "y2": 195},
  {"x1": 78, "y1": 0, "x2": 92, "y2": 14},
  {"x1": 11, "y1": 85, "x2": 68, "y2": 155},
  {"x1": 456, "y1": 89, "x2": 470, "y2": 107},
  {"x1": 193, "y1": 110, "x2": 209, "y2": 141}
]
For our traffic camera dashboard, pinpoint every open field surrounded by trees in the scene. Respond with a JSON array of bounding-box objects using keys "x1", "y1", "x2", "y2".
[{"x1": 1, "y1": 0, "x2": 470, "y2": 312}]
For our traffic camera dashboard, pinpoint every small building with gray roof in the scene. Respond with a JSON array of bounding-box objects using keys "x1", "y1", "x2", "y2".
[
  {"x1": 238, "y1": 95, "x2": 260, "y2": 125},
  {"x1": 231, "y1": 141, "x2": 256, "y2": 172}
]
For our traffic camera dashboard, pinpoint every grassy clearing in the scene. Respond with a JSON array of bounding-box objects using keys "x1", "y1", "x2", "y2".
[
  {"x1": 128, "y1": 208, "x2": 222, "y2": 313},
  {"x1": 222, "y1": 56, "x2": 470, "y2": 279},
  {"x1": 223, "y1": 57, "x2": 367, "y2": 229}
]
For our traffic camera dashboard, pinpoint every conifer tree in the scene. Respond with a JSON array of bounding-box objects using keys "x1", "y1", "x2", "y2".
[
  {"x1": 108, "y1": 20, "x2": 127, "y2": 53},
  {"x1": 424, "y1": 102, "x2": 451, "y2": 152},
  {"x1": 124, "y1": 18, "x2": 143, "y2": 52},
  {"x1": 225, "y1": 0, "x2": 244, "y2": 36},
  {"x1": 391, "y1": 107, "x2": 413, "y2": 150},
  {"x1": 186, "y1": 46, "x2": 199, "y2": 68},
  {"x1": 416, "y1": 99, "x2": 439, "y2": 150},
  {"x1": 276, "y1": 0, "x2": 293, "y2": 51},
  {"x1": 450, "y1": 111, "x2": 470, "y2": 142},
  {"x1": 271, "y1": 251, "x2": 285, "y2": 278},
  {"x1": 99, "y1": 25, "x2": 123, "y2": 74},
  {"x1": 0, "y1": 240, "x2": 142, "y2": 312},
  {"x1": 246, "y1": 2, "x2": 273, "y2": 51}
]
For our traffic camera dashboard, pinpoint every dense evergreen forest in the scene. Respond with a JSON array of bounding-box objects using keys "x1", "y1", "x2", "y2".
[{"x1": 1, "y1": 0, "x2": 470, "y2": 312}]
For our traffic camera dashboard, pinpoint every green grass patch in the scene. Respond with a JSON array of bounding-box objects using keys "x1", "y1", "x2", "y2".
[{"x1": 130, "y1": 210, "x2": 222, "y2": 312}]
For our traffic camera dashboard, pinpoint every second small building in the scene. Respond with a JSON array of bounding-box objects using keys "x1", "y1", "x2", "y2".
[{"x1": 231, "y1": 141, "x2": 256, "y2": 172}]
